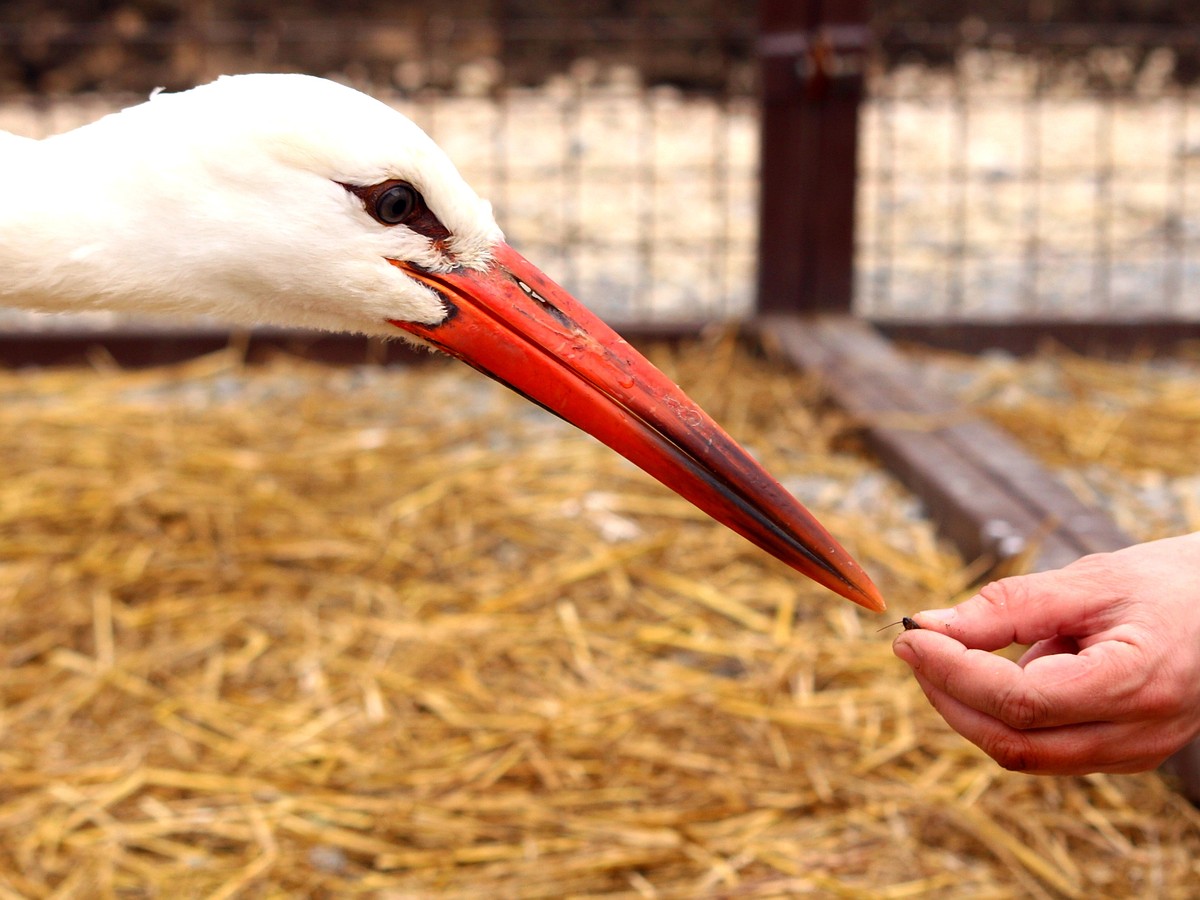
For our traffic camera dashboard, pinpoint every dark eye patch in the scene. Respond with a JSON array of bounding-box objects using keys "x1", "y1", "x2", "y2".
[{"x1": 340, "y1": 180, "x2": 452, "y2": 241}]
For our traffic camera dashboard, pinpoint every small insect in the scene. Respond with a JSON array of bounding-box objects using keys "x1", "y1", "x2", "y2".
[{"x1": 877, "y1": 616, "x2": 921, "y2": 633}]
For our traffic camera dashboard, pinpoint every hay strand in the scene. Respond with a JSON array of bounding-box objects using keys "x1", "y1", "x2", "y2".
[{"x1": 0, "y1": 342, "x2": 1196, "y2": 895}]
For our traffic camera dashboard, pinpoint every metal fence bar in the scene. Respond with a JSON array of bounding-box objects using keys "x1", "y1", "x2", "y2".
[
  {"x1": 1020, "y1": 74, "x2": 1043, "y2": 316},
  {"x1": 1166, "y1": 86, "x2": 1186, "y2": 314},
  {"x1": 1095, "y1": 92, "x2": 1114, "y2": 314},
  {"x1": 756, "y1": 0, "x2": 867, "y2": 316},
  {"x1": 949, "y1": 73, "x2": 969, "y2": 316}
]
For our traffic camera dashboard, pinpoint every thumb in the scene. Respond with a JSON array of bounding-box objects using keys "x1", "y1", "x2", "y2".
[
  {"x1": 912, "y1": 555, "x2": 1123, "y2": 651},
  {"x1": 1017, "y1": 635, "x2": 1080, "y2": 666}
]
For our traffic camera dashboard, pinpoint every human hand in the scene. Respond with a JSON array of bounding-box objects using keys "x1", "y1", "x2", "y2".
[{"x1": 893, "y1": 534, "x2": 1200, "y2": 774}]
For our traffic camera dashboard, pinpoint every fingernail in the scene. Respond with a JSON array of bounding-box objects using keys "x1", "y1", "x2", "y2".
[{"x1": 916, "y1": 608, "x2": 954, "y2": 628}]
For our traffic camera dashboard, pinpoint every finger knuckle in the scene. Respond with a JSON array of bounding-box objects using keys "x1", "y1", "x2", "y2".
[
  {"x1": 977, "y1": 576, "x2": 1029, "y2": 613},
  {"x1": 1139, "y1": 680, "x2": 1186, "y2": 720},
  {"x1": 986, "y1": 730, "x2": 1042, "y2": 772},
  {"x1": 1065, "y1": 550, "x2": 1112, "y2": 575},
  {"x1": 996, "y1": 684, "x2": 1053, "y2": 730},
  {"x1": 1140, "y1": 732, "x2": 1187, "y2": 770},
  {"x1": 976, "y1": 575, "x2": 1045, "y2": 631},
  {"x1": 1065, "y1": 550, "x2": 1132, "y2": 596}
]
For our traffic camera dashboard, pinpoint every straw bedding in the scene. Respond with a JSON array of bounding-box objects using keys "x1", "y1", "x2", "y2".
[{"x1": 0, "y1": 336, "x2": 1197, "y2": 898}]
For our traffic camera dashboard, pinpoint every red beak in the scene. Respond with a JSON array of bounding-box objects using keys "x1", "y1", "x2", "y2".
[{"x1": 388, "y1": 243, "x2": 884, "y2": 611}]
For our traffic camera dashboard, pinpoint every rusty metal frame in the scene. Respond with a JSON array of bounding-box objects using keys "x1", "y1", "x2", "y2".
[{"x1": 756, "y1": 0, "x2": 867, "y2": 316}]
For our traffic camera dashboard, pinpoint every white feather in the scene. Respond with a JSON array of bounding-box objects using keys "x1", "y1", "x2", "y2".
[{"x1": 0, "y1": 74, "x2": 505, "y2": 336}]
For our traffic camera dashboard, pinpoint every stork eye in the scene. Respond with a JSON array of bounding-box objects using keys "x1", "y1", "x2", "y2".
[
  {"x1": 375, "y1": 183, "x2": 419, "y2": 224},
  {"x1": 341, "y1": 180, "x2": 452, "y2": 240}
]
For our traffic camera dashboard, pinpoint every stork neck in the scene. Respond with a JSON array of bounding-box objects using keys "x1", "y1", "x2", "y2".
[
  {"x1": 0, "y1": 133, "x2": 54, "y2": 243},
  {"x1": 0, "y1": 126, "x2": 176, "y2": 317},
  {"x1": 0, "y1": 132, "x2": 101, "y2": 313}
]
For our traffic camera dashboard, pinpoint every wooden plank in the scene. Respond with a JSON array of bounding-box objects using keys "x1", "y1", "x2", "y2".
[
  {"x1": 805, "y1": 317, "x2": 1134, "y2": 558},
  {"x1": 765, "y1": 316, "x2": 1082, "y2": 568},
  {"x1": 764, "y1": 314, "x2": 1200, "y2": 804},
  {"x1": 936, "y1": 420, "x2": 1133, "y2": 556},
  {"x1": 757, "y1": 0, "x2": 866, "y2": 315},
  {"x1": 760, "y1": 314, "x2": 1133, "y2": 572}
]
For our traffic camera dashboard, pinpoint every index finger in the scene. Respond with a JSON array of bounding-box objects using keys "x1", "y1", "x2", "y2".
[
  {"x1": 912, "y1": 555, "x2": 1129, "y2": 651},
  {"x1": 894, "y1": 628, "x2": 1146, "y2": 729}
]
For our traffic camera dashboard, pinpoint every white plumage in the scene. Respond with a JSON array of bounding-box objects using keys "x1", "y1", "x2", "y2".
[{"x1": 0, "y1": 74, "x2": 500, "y2": 335}]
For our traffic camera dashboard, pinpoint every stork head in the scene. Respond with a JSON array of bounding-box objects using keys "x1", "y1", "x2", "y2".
[
  {"x1": 52, "y1": 73, "x2": 499, "y2": 334},
  {"x1": 50, "y1": 74, "x2": 883, "y2": 610}
]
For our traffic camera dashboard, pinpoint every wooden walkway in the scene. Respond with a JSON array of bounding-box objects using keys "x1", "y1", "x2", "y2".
[
  {"x1": 761, "y1": 313, "x2": 1200, "y2": 803},
  {"x1": 761, "y1": 315, "x2": 1134, "y2": 571}
]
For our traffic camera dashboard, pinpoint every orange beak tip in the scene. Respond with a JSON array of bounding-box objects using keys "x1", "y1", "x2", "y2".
[{"x1": 859, "y1": 587, "x2": 887, "y2": 614}]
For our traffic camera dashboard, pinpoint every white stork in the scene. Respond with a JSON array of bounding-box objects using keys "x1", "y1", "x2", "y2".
[{"x1": 0, "y1": 74, "x2": 883, "y2": 611}]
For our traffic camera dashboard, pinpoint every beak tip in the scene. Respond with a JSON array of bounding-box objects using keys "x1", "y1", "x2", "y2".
[
  {"x1": 830, "y1": 574, "x2": 885, "y2": 613},
  {"x1": 860, "y1": 590, "x2": 888, "y2": 614}
]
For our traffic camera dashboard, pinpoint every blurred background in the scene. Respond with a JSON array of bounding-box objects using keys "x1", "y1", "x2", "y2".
[
  {"x1": 4, "y1": 0, "x2": 1200, "y2": 328},
  {"x1": 5, "y1": 5, "x2": 1200, "y2": 895}
]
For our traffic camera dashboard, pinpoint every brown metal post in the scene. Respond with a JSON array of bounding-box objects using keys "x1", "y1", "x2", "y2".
[{"x1": 757, "y1": 0, "x2": 868, "y2": 315}]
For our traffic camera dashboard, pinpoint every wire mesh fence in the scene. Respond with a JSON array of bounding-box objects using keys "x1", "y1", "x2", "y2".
[
  {"x1": 0, "y1": 85, "x2": 759, "y2": 328},
  {"x1": 0, "y1": 12, "x2": 760, "y2": 328},
  {"x1": 860, "y1": 22, "x2": 1200, "y2": 322},
  {"x1": 4, "y1": 9, "x2": 1200, "y2": 326}
]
